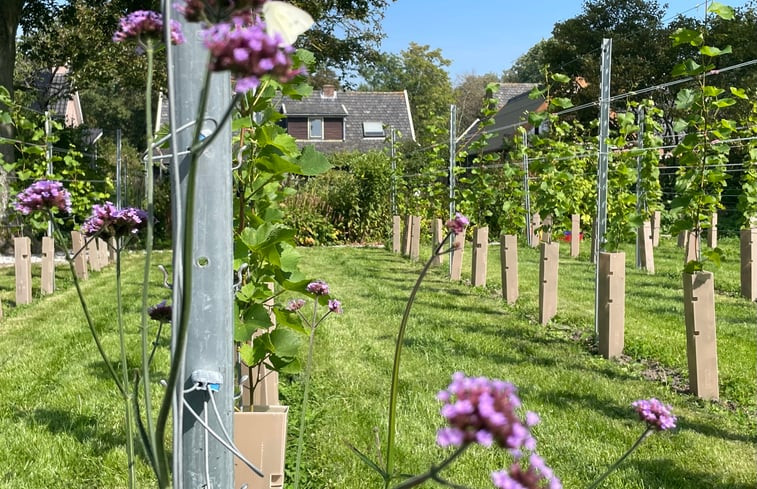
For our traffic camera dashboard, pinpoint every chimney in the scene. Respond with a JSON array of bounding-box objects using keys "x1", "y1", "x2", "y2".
[{"x1": 321, "y1": 84, "x2": 336, "y2": 99}]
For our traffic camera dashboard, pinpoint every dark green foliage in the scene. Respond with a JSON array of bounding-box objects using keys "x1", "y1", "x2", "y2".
[{"x1": 285, "y1": 150, "x2": 392, "y2": 244}]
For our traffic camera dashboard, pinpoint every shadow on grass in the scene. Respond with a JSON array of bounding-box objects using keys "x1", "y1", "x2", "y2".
[
  {"x1": 12, "y1": 406, "x2": 124, "y2": 450},
  {"x1": 630, "y1": 458, "x2": 757, "y2": 489},
  {"x1": 677, "y1": 417, "x2": 757, "y2": 444}
]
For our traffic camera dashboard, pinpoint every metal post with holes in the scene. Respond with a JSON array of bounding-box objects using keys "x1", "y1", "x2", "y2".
[
  {"x1": 634, "y1": 107, "x2": 645, "y2": 269},
  {"x1": 169, "y1": 10, "x2": 234, "y2": 488},
  {"x1": 594, "y1": 38, "x2": 612, "y2": 336},
  {"x1": 522, "y1": 131, "x2": 532, "y2": 247},
  {"x1": 448, "y1": 104, "x2": 456, "y2": 276}
]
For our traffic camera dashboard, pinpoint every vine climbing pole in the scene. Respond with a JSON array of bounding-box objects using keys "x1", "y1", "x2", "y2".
[{"x1": 168, "y1": 8, "x2": 235, "y2": 488}]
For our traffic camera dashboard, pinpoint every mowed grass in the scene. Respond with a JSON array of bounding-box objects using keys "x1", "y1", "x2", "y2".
[
  {"x1": 0, "y1": 252, "x2": 172, "y2": 488},
  {"x1": 284, "y1": 235, "x2": 756, "y2": 489},
  {"x1": 0, "y1": 235, "x2": 754, "y2": 488}
]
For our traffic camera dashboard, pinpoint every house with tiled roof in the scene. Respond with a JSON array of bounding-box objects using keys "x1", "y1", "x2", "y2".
[
  {"x1": 34, "y1": 66, "x2": 84, "y2": 127},
  {"x1": 492, "y1": 82, "x2": 537, "y2": 110},
  {"x1": 276, "y1": 85, "x2": 415, "y2": 153},
  {"x1": 463, "y1": 90, "x2": 547, "y2": 157}
]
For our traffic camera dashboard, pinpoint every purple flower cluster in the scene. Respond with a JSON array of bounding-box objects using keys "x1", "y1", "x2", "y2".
[
  {"x1": 113, "y1": 10, "x2": 185, "y2": 45},
  {"x1": 81, "y1": 202, "x2": 148, "y2": 239},
  {"x1": 436, "y1": 372, "x2": 537, "y2": 456},
  {"x1": 327, "y1": 299, "x2": 342, "y2": 314},
  {"x1": 286, "y1": 298, "x2": 306, "y2": 311},
  {"x1": 491, "y1": 453, "x2": 562, "y2": 489},
  {"x1": 148, "y1": 300, "x2": 172, "y2": 323},
  {"x1": 306, "y1": 280, "x2": 329, "y2": 296},
  {"x1": 631, "y1": 398, "x2": 676, "y2": 431},
  {"x1": 202, "y1": 16, "x2": 305, "y2": 93},
  {"x1": 178, "y1": 0, "x2": 268, "y2": 23},
  {"x1": 445, "y1": 212, "x2": 469, "y2": 234},
  {"x1": 14, "y1": 180, "x2": 72, "y2": 215}
]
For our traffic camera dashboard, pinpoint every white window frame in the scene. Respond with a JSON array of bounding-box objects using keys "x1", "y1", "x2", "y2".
[
  {"x1": 309, "y1": 117, "x2": 323, "y2": 139},
  {"x1": 362, "y1": 121, "x2": 385, "y2": 138}
]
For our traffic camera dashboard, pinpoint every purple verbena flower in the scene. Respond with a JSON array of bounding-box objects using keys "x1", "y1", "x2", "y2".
[
  {"x1": 81, "y1": 202, "x2": 148, "y2": 239},
  {"x1": 436, "y1": 372, "x2": 538, "y2": 456},
  {"x1": 286, "y1": 298, "x2": 306, "y2": 311},
  {"x1": 306, "y1": 280, "x2": 329, "y2": 295},
  {"x1": 201, "y1": 15, "x2": 305, "y2": 93},
  {"x1": 491, "y1": 453, "x2": 562, "y2": 489},
  {"x1": 14, "y1": 180, "x2": 72, "y2": 215},
  {"x1": 113, "y1": 10, "x2": 185, "y2": 45},
  {"x1": 445, "y1": 212, "x2": 469, "y2": 234},
  {"x1": 631, "y1": 398, "x2": 676, "y2": 431},
  {"x1": 148, "y1": 300, "x2": 172, "y2": 323},
  {"x1": 328, "y1": 299, "x2": 342, "y2": 314}
]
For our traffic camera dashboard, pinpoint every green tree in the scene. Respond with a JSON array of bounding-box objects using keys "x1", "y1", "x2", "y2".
[
  {"x1": 359, "y1": 42, "x2": 454, "y2": 146},
  {"x1": 453, "y1": 72, "x2": 501, "y2": 136},
  {"x1": 539, "y1": 0, "x2": 677, "y2": 116}
]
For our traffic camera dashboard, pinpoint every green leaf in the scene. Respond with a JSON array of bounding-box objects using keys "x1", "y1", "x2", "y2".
[
  {"x1": 238, "y1": 343, "x2": 255, "y2": 366},
  {"x1": 708, "y1": 2, "x2": 735, "y2": 20},
  {"x1": 670, "y1": 28, "x2": 703, "y2": 47},
  {"x1": 528, "y1": 111, "x2": 547, "y2": 128},
  {"x1": 550, "y1": 73, "x2": 571, "y2": 84},
  {"x1": 713, "y1": 98, "x2": 736, "y2": 108},
  {"x1": 273, "y1": 307, "x2": 308, "y2": 335},
  {"x1": 550, "y1": 97, "x2": 574, "y2": 109},
  {"x1": 268, "y1": 328, "x2": 302, "y2": 357},
  {"x1": 528, "y1": 86, "x2": 546, "y2": 100},
  {"x1": 296, "y1": 145, "x2": 331, "y2": 176},
  {"x1": 279, "y1": 245, "x2": 300, "y2": 273},
  {"x1": 672, "y1": 59, "x2": 704, "y2": 77},
  {"x1": 702, "y1": 86, "x2": 724, "y2": 97},
  {"x1": 684, "y1": 260, "x2": 704, "y2": 273},
  {"x1": 675, "y1": 89, "x2": 696, "y2": 110},
  {"x1": 700, "y1": 45, "x2": 732, "y2": 57},
  {"x1": 345, "y1": 441, "x2": 390, "y2": 482},
  {"x1": 730, "y1": 87, "x2": 748, "y2": 99}
]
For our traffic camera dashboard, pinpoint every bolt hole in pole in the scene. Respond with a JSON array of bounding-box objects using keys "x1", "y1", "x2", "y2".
[{"x1": 196, "y1": 256, "x2": 210, "y2": 268}]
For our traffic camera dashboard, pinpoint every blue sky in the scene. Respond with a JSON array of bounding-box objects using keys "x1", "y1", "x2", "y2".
[{"x1": 378, "y1": 0, "x2": 751, "y2": 82}]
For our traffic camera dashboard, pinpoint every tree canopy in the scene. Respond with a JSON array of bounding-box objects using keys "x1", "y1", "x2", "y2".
[{"x1": 359, "y1": 42, "x2": 454, "y2": 146}]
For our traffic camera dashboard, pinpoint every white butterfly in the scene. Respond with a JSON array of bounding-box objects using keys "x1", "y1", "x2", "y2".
[{"x1": 262, "y1": 1, "x2": 314, "y2": 45}]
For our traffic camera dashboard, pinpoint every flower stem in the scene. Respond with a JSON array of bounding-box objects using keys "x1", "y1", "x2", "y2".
[
  {"x1": 116, "y1": 247, "x2": 137, "y2": 489},
  {"x1": 139, "y1": 39, "x2": 158, "y2": 465},
  {"x1": 293, "y1": 299, "x2": 320, "y2": 489},
  {"x1": 384, "y1": 233, "x2": 452, "y2": 484},
  {"x1": 52, "y1": 221, "x2": 125, "y2": 396},
  {"x1": 390, "y1": 444, "x2": 468, "y2": 489},
  {"x1": 587, "y1": 427, "x2": 653, "y2": 489}
]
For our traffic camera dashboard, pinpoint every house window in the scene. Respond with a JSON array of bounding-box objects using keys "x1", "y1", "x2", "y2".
[
  {"x1": 309, "y1": 118, "x2": 323, "y2": 139},
  {"x1": 363, "y1": 121, "x2": 385, "y2": 138}
]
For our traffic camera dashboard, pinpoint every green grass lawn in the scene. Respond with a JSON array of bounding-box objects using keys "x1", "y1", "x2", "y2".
[
  {"x1": 0, "y1": 252, "x2": 173, "y2": 489},
  {"x1": 0, "y1": 235, "x2": 754, "y2": 488},
  {"x1": 285, "y1": 235, "x2": 756, "y2": 489}
]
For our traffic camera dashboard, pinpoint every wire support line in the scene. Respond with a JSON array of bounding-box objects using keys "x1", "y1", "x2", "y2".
[
  {"x1": 465, "y1": 57, "x2": 757, "y2": 142},
  {"x1": 0, "y1": 136, "x2": 100, "y2": 158},
  {"x1": 181, "y1": 395, "x2": 265, "y2": 478}
]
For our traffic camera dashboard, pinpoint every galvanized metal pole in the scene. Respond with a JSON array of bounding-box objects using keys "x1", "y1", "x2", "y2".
[
  {"x1": 448, "y1": 104, "x2": 457, "y2": 275},
  {"x1": 169, "y1": 13, "x2": 234, "y2": 489},
  {"x1": 522, "y1": 131, "x2": 532, "y2": 247},
  {"x1": 390, "y1": 126, "x2": 396, "y2": 216},
  {"x1": 45, "y1": 111, "x2": 53, "y2": 237},
  {"x1": 594, "y1": 38, "x2": 612, "y2": 335},
  {"x1": 634, "y1": 107, "x2": 645, "y2": 269}
]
